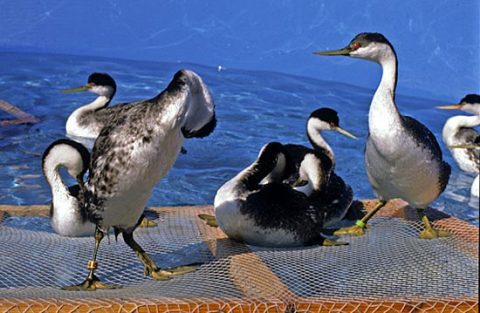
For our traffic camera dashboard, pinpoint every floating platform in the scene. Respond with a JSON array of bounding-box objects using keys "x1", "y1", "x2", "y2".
[{"x1": 0, "y1": 200, "x2": 478, "y2": 313}]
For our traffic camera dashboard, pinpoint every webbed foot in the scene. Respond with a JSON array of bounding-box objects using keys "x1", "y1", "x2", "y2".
[
  {"x1": 198, "y1": 214, "x2": 218, "y2": 227},
  {"x1": 333, "y1": 221, "x2": 366, "y2": 236},
  {"x1": 322, "y1": 238, "x2": 349, "y2": 246},
  {"x1": 148, "y1": 265, "x2": 199, "y2": 281},
  {"x1": 138, "y1": 217, "x2": 158, "y2": 228},
  {"x1": 419, "y1": 228, "x2": 450, "y2": 239},
  {"x1": 62, "y1": 274, "x2": 121, "y2": 291}
]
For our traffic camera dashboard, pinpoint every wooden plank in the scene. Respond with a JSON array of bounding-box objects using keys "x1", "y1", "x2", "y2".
[
  {"x1": 0, "y1": 99, "x2": 40, "y2": 126},
  {"x1": 0, "y1": 205, "x2": 50, "y2": 217},
  {"x1": 0, "y1": 298, "x2": 477, "y2": 313}
]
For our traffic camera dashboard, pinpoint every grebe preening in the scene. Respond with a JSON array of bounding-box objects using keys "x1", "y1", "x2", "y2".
[
  {"x1": 283, "y1": 108, "x2": 357, "y2": 228},
  {"x1": 449, "y1": 137, "x2": 480, "y2": 198},
  {"x1": 42, "y1": 139, "x2": 94, "y2": 237},
  {"x1": 63, "y1": 69, "x2": 216, "y2": 291},
  {"x1": 437, "y1": 95, "x2": 479, "y2": 197},
  {"x1": 214, "y1": 142, "x2": 340, "y2": 247},
  {"x1": 316, "y1": 33, "x2": 451, "y2": 239},
  {"x1": 211, "y1": 108, "x2": 356, "y2": 246}
]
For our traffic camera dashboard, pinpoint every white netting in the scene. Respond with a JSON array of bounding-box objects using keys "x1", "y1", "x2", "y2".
[{"x1": 0, "y1": 202, "x2": 478, "y2": 313}]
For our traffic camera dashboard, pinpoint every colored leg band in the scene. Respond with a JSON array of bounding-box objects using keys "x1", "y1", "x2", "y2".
[
  {"x1": 355, "y1": 220, "x2": 366, "y2": 229},
  {"x1": 87, "y1": 260, "x2": 98, "y2": 270}
]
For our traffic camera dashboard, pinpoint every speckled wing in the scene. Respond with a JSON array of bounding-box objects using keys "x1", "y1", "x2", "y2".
[
  {"x1": 82, "y1": 101, "x2": 142, "y2": 129},
  {"x1": 455, "y1": 128, "x2": 480, "y2": 169},
  {"x1": 88, "y1": 100, "x2": 153, "y2": 199}
]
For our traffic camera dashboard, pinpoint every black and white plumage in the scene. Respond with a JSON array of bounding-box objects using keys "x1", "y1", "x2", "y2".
[
  {"x1": 65, "y1": 73, "x2": 122, "y2": 139},
  {"x1": 42, "y1": 139, "x2": 94, "y2": 237},
  {"x1": 214, "y1": 142, "x2": 328, "y2": 247},
  {"x1": 282, "y1": 108, "x2": 356, "y2": 228},
  {"x1": 316, "y1": 33, "x2": 451, "y2": 239},
  {"x1": 65, "y1": 69, "x2": 216, "y2": 290},
  {"x1": 437, "y1": 95, "x2": 479, "y2": 197},
  {"x1": 87, "y1": 69, "x2": 215, "y2": 226},
  {"x1": 213, "y1": 108, "x2": 356, "y2": 247}
]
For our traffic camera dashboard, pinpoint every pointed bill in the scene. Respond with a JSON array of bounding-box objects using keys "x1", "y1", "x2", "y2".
[
  {"x1": 63, "y1": 85, "x2": 91, "y2": 93},
  {"x1": 313, "y1": 47, "x2": 352, "y2": 56},
  {"x1": 436, "y1": 104, "x2": 463, "y2": 110},
  {"x1": 449, "y1": 144, "x2": 478, "y2": 149},
  {"x1": 334, "y1": 126, "x2": 357, "y2": 139}
]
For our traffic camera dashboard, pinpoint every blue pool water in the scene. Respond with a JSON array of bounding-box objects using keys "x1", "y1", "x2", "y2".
[{"x1": 0, "y1": 52, "x2": 478, "y2": 225}]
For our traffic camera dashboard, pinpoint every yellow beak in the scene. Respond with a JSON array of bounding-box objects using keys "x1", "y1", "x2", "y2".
[
  {"x1": 334, "y1": 126, "x2": 358, "y2": 139},
  {"x1": 63, "y1": 84, "x2": 92, "y2": 93},
  {"x1": 449, "y1": 144, "x2": 478, "y2": 149},
  {"x1": 436, "y1": 104, "x2": 464, "y2": 110}
]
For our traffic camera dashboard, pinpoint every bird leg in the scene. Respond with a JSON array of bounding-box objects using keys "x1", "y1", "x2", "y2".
[
  {"x1": 198, "y1": 214, "x2": 219, "y2": 227},
  {"x1": 62, "y1": 227, "x2": 120, "y2": 291},
  {"x1": 417, "y1": 209, "x2": 450, "y2": 239},
  {"x1": 122, "y1": 232, "x2": 198, "y2": 281},
  {"x1": 334, "y1": 200, "x2": 387, "y2": 236}
]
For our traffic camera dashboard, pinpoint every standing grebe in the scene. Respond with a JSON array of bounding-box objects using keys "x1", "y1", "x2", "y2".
[
  {"x1": 63, "y1": 69, "x2": 216, "y2": 290},
  {"x1": 316, "y1": 33, "x2": 451, "y2": 239}
]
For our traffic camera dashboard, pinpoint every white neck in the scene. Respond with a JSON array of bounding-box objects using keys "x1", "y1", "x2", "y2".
[
  {"x1": 76, "y1": 95, "x2": 110, "y2": 112},
  {"x1": 44, "y1": 162, "x2": 71, "y2": 208},
  {"x1": 471, "y1": 175, "x2": 479, "y2": 197},
  {"x1": 443, "y1": 115, "x2": 480, "y2": 145},
  {"x1": 369, "y1": 46, "x2": 402, "y2": 140},
  {"x1": 66, "y1": 96, "x2": 110, "y2": 135},
  {"x1": 307, "y1": 120, "x2": 335, "y2": 166},
  {"x1": 295, "y1": 154, "x2": 323, "y2": 196}
]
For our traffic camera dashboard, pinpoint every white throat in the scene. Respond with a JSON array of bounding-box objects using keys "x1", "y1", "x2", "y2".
[
  {"x1": 66, "y1": 96, "x2": 110, "y2": 136},
  {"x1": 368, "y1": 45, "x2": 402, "y2": 141},
  {"x1": 307, "y1": 120, "x2": 335, "y2": 166},
  {"x1": 44, "y1": 161, "x2": 71, "y2": 209}
]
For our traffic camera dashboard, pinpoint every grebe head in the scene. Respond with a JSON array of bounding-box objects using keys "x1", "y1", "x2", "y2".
[
  {"x1": 308, "y1": 108, "x2": 357, "y2": 139},
  {"x1": 437, "y1": 94, "x2": 480, "y2": 115},
  {"x1": 42, "y1": 139, "x2": 90, "y2": 184},
  {"x1": 314, "y1": 32, "x2": 395, "y2": 63},
  {"x1": 64, "y1": 72, "x2": 116, "y2": 99}
]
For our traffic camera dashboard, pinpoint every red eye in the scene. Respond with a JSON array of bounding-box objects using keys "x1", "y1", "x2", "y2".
[{"x1": 351, "y1": 42, "x2": 361, "y2": 50}]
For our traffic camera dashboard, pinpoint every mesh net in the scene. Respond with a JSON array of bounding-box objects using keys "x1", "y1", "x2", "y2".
[{"x1": 0, "y1": 200, "x2": 478, "y2": 313}]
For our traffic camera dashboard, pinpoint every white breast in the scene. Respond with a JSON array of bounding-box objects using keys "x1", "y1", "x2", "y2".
[{"x1": 51, "y1": 195, "x2": 95, "y2": 237}]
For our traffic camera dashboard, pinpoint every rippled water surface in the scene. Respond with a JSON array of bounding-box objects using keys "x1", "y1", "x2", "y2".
[{"x1": 0, "y1": 52, "x2": 478, "y2": 225}]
